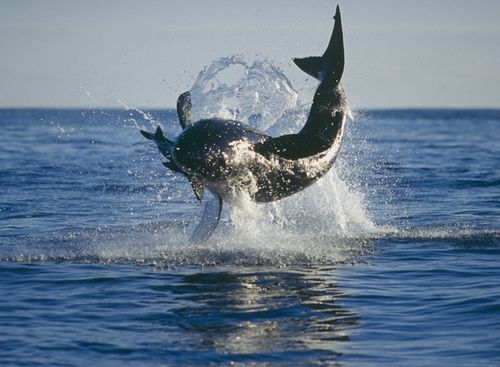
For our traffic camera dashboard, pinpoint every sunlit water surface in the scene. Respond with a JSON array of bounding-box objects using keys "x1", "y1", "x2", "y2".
[{"x1": 1, "y1": 58, "x2": 499, "y2": 366}]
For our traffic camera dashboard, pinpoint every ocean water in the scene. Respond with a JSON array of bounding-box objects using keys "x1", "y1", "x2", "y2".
[{"x1": 1, "y1": 63, "x2": 500, "y2": 365}]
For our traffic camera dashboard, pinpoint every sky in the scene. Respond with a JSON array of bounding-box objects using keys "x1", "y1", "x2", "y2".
[{"x1": 1, "y1": 0, "x2": 500, "y2": 109}]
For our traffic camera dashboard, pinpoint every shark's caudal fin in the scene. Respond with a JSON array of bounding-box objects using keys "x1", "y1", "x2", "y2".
[
  {"x1": 296, "y1": 4, "x2": 347, "y2": 147},
  {"x1": 293, "y1": 5, "x2": 344, "y2": 84},
  {"x1": 293, "y1": 56, "x2": 323, "y2": 80}
]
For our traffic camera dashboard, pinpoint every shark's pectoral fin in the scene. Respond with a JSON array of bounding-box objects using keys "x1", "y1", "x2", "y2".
[
  {"x1": 189, "y1": 176, "x2": 204, "y2": 201},
  {"x1": 176, "y1": 91, "x2": 193, "y2": 129},
  {"x1": 162, "y1": 161, "x2": 184, "y2": 174},
  {"x1": 190, "y1": 194, "x2": 223, "y2": 243},
  {"x1": 292, "y1": 56, "x2": 323, "y2": 81}
]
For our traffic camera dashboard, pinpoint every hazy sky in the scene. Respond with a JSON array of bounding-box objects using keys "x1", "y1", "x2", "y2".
[{"x1": 1, "y1": 0, "x2": 500, "y2": 108}]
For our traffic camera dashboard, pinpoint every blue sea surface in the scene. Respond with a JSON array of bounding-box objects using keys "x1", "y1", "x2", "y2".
[{"x1": 0, "y1": 107, "x2": 499, "y2": 366}]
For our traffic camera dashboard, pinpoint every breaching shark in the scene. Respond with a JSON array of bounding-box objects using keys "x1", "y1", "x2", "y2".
[{"x1": 141, "y1": 5, "x2": 348, "y2": 241}]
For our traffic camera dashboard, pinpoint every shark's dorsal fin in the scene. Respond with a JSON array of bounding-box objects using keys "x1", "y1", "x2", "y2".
[{"x1": 176, "y1": 91, "x2": 193, "y2": 129}]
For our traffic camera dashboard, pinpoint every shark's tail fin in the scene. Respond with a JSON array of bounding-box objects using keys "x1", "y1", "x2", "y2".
[
  {"x1": 293, "y1": 5, "x2": 344, "y2": 84},
  {"x1": 297, "y1": 5, "x2": 347, "y2": 147},
  {"x1": 293, "y1": 56, "x2": 323, "y2": 80}
]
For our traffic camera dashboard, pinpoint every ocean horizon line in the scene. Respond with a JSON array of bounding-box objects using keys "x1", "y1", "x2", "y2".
[{"x1": 1, "y1": 106, "x2": 500, "y2": 112}]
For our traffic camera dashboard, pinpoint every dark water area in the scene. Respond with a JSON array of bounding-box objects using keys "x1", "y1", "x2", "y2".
[{"x1": 1, "y1": 108, "x2": 499, "y2": 366}]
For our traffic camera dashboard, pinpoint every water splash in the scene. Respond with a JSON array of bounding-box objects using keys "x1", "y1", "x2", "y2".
[
  {"x1": 3, "y1": 220, "x2": 497, "y2": 266},
  {"x1": 189, "y1": 55, "x2": 298, "y2": 131},
  {"x1": 189, "y1": 55, "x2": 377, "y2": 232},
  {"x1": 118, "y1": 100, "x2": 162, "y2": 131},
  {"x1": 0, "y1": 56, "x2": 384, "y2": 266},
  {"x1": 136, "y1": 54, "x2": 381, "y2": 265}
]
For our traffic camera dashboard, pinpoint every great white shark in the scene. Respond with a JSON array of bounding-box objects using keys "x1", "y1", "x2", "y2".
[{"x1": 141, "y1": 5, "x2": 348, "y2": 241}]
